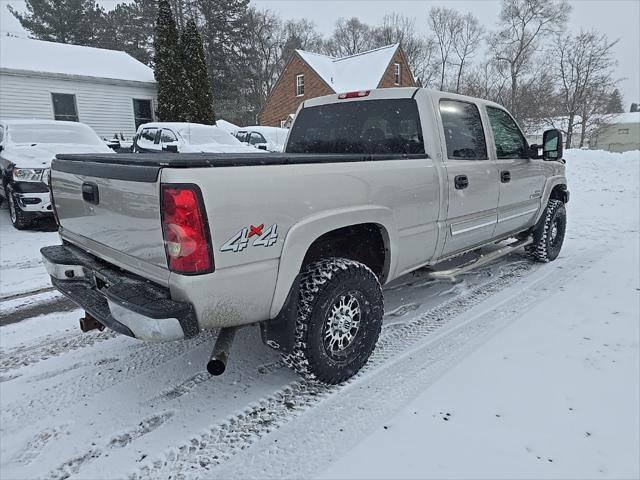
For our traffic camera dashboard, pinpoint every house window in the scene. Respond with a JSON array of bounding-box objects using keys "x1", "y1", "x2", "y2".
[
  {"x1": 133, "y1": 99, "x2": 153, "y2": 129},
  {"x1": 394, "y1": 63, "x2": 401, "y2": 85},
  {"x1": 296, "y1": 74, "x2": 304, "y2": 96},
  {"x1": 51, "y1": 93, "x2": 78, "y2": 121},
  {"x1": 618, "y1": 128, "x2": 629, "y2": 134}
]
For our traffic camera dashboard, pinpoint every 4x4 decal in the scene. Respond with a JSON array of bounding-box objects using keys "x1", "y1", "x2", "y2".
[{"x1": 221, "y1": 224, "x2": 278, "y2": 252}]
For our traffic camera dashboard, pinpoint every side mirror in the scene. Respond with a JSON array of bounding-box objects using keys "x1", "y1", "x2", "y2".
[
  {"x1": 542, "y1": 129, "x2": 563, "y2": 161},
  {"x1": 162, "y1": 143, "x2": 179, "y2": 153},
  {"x1": 257, "y1": 144, "x2": 268, "y2": 151}
]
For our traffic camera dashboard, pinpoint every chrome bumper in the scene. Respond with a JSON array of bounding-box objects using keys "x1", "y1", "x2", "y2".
[{"x1": 41, "y1": 244, "x2": 198, "y2": 342}]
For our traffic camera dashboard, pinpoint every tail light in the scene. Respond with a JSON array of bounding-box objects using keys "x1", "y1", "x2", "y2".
[
  {"x1": 161, "y1": 184, "x2": 214, "y2": 275},
  {"x1": 338, "y1": 90, "x2": 370, "y2": 99}
]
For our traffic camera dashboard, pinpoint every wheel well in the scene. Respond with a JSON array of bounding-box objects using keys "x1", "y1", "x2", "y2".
[
  {"x1": 302, "y1": 223, "x2": 388, "y2": 281},
  {"x1": 549, "y1": 184, "x2": 569, "y2": 203}
]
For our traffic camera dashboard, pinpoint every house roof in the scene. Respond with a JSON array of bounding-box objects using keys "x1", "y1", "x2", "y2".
[
  {"x1": 0, "y1": 36, "x2": 155, "y2": 83},
  {"x1": 296, "y1": 44, "x2": 400, "y2": 93}
]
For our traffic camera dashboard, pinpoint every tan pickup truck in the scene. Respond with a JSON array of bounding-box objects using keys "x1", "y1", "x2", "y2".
[{"x1": 41, "y1": 87, "x2": 569, "y2": 384}]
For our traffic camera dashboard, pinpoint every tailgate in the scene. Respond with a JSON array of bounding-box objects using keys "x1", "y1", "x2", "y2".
[{"x1": 51, "y1": 157, "x2": 169, "y2": 286}]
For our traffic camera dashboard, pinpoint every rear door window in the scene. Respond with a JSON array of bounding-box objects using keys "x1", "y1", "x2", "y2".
[
  {"x1": 249, "y1": 132, "x2": 267, "y2": 145},
  {"x1": 287, "y1": 99, "x2": 424, "y2": 154},
  {"x1": 439, "y1": 100, "x2": 487, "y2": 160}
]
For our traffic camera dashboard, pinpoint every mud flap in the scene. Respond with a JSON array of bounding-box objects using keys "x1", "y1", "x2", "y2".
[{"x1": 259, "y1": 275, "x2": 299, "y2": 354}]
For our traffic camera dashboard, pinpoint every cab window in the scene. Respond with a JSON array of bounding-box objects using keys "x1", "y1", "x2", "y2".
[
  {"x1": 439, "y1": 99, "x2": 487, "y2": 160},
  {"x1": 486, "y1": 107, "x2": 529, "y2": 159}
]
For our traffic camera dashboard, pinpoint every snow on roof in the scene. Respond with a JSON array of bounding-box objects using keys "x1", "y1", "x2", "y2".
[
  {"x1": 0, "y1": 37, "x2": 155, "y2": 83},
  {"x1": 296, "y1": 44, "x2": 400, "y2": 93},
  {"x1": 610, "y1": 112, "x2": 640, "y2": 124}
]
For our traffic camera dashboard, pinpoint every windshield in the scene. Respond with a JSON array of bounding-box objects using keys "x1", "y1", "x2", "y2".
[
  {"x1": 286, "y1": 99, "x2": 425, "y2": 154},
  {"x1": 178, "y1": 126, "x2": 241, "y2": 146},
  {"x1": 7, "y1": 123, "x2": 104, "y2": 145}
]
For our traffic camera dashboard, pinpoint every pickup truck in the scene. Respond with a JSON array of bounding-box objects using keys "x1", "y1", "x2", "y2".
[
  {"x1": 0, "y1": 119, "x2": 114, "y2": 229},
  {"x1": 41, "y1": 87, "x2": 569, "y2": 384}
]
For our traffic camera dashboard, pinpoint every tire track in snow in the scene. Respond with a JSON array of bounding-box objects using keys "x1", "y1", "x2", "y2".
[
  {"x1": 47, "y1": 411, "x2": 175, "y2": 480},
  {"x1": 0, "y1": 332, "x2": 214, "y2": 433},
  {"x1": 134, "y1": 248, "x2": 603, "y2": 479},
  {"x1": 0, "y1": 329, "x2": 117, "y2": 373}
]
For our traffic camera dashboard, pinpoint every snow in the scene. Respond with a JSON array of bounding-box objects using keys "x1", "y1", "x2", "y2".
[
  {"x1": 0, "y1": 149, "x2": 638, "y2": 479},
  {"x1": 297, "y1": 44, "x2": 399, "y2": 93},
  {"x1": 0, "y1": 37, "x2": 155, "y2": 83},
  {"x1": 215, "y1": 119, "x2": 240, "y2": 133}
]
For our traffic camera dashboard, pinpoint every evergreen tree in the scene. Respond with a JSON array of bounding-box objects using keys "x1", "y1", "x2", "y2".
[
  {"x1": 196, "y1": 0, "x2": 250, "y2": 122},
  {"x1": 605, "y1": 89, "x2": 625, "y2": 114},
  {"x1": 9, "y1": 0, "x2": 110, "y2": 46},
  {"x1": 180, "y1": 19, "x2": 215, "y2": 124},
  {"x1": 153, "y1": 0, "x2": 185, "y2": 121},
  {"x1": 107, "y1": 1, "x2": 157, "y2": 66}
]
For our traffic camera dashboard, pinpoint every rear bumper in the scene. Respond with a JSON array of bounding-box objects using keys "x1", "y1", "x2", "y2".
[{"x1": 41, "y1": 244, "x2": 199, "y2": 342}]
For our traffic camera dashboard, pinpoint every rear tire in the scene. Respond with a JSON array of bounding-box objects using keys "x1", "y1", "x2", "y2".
[
  {"x1": 526, "y1": 199, "x2": 566, "y2": 262},
  {"x1": 282, "y1": 258, "x2": 384, "y2": 384}
]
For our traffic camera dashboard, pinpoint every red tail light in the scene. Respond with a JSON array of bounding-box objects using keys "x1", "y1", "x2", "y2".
[
  {"x1": 161, "y1": 184, "x2": 214, "y2": 274},
  {"x1": 338, "y1": 90, "x2": 370, "y2": 99}
]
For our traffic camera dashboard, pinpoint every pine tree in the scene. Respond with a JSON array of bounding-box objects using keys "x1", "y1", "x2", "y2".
[
  {"x1": 605, "y1": 89, "x2": 624, "y2": 114},
  {"x1": 9, "y1": 0, "x2": 110, "y2": 47},
  {"x1": 180, "y1": 19, "x2": 216, "y2": 124},
  {"x1": 153, "y1": 0, "x2": 185, "y2": 121},
  {"x1": 196, "y1": 0, "x2": 250, "y2": 122}
]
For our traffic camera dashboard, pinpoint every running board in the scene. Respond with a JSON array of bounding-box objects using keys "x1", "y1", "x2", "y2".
[{"x1": 428, "y1": 237, "x2": 533, "y2": 282}]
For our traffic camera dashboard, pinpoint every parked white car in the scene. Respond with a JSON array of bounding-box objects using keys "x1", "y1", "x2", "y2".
[
  {"x1": 0, "y1": 119, "x2": 113, "y2": 229},
  {"x1": 133, "y1": 122, "x2": 264, "y2": 154},
  {"x1": 235, "y1": 126, "x2": 288, "y2": 152}
]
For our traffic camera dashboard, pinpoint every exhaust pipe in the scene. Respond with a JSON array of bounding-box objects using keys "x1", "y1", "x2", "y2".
[
  {"x1": 207, "y1": 327, "x2": 238, "y2": 375},
  {"x1": 79, "y1": 312, "x2": 105, "y2": 333}
]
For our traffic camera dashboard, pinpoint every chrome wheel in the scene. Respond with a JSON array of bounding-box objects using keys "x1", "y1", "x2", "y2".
[{"x1": 323, "y1": 293, "x2": 361, "y2": 354}]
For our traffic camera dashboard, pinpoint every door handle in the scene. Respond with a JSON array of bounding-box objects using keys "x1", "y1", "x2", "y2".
[
  {"x1": 454, "y1": 175, "x2": 469, "y2": 190},
  {"x1": 81, "y1": 182, "x2": 99, "y2": 205},
  {"x1": 501, "y1": 171, "x2": 511, "y2": 183}
]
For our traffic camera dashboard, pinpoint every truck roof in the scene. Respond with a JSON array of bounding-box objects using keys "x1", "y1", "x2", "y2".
[{"x1": 303, "y1": 87, "x2": 506, "y2": 111}]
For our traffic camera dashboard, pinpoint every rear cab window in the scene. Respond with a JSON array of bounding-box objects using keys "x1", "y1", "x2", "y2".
[
  {"x1": 439, "y1": 99, "x2": 487, "y2": 160},
  {"x1": 286, "y1": 99, "x2": 425, "y2": 155}
]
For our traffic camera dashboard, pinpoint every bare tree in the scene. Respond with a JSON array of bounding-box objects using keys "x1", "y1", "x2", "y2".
[
  {"x1": 488, "y1": 0, "x2": 570, "y2": 119},
  {"x1": 281, "y1": 18, "x2": 324, "y2": 61},
  {"x1": 428, "y1": 6, "x2": 461, "y2": 91},
  {"x1": 373, "y1": 13, "x2": 438, "y2": 87},
  {"x1": 324, "y1": 17, "x2": 374, "y2": 57},
  {"x1": 553, "y1": 30, "x2": 618, "y2": 147},
  {"x1": 451, "y1": 12, "x2": 484, "y2": 93}
]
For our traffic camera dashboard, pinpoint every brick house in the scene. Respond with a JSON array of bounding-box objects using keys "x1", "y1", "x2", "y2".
[{"x1": 258, "y1": 44, "x2": 415, "y2": 127}]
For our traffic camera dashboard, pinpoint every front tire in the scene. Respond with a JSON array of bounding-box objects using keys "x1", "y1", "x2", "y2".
[
  {"x1": 6, "y1": 185, "x2": 32, "y2": 230},
  {"x1": 283, "y1": 258, "x2": 384, "y2": 384},
  {"x1": 526, "y1": 199, "x2": 566, "y2": 262}
]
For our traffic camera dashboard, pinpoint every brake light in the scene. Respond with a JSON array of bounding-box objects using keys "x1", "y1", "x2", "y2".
[
  {"x1": 338, "y1": 90, "x2": 370, "y2": 99},
  {"x1": 161, "y1": 184, "x2": 214, "y2": 274}
]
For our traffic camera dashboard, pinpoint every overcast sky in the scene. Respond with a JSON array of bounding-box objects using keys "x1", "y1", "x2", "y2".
[{"x1": 1, "y1": 0, "x2": 638, "y2": 105}]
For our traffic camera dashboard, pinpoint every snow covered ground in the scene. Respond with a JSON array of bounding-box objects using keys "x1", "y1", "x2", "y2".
[{"x1": 0, "y1": 149, "x2": 638, "y2": 479}]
